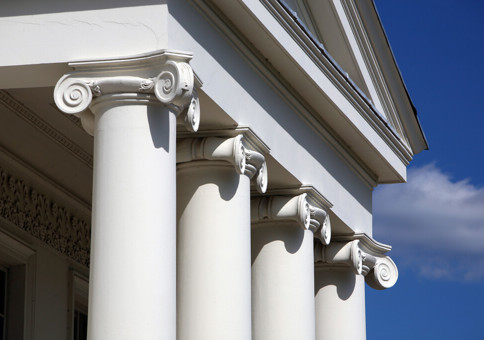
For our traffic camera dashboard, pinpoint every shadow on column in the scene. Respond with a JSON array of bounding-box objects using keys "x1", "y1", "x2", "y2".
[
  {"x1": 147, "y1": 106, "x2": 170, "y2": 152},
  {"x1": 252, "y1": 223, "x2": 305, "y2": 266},
  {"x1": 315, "y1": 267, "x2": 357, "y2": 301}
]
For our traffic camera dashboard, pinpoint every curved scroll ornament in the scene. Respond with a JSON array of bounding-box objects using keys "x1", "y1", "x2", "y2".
[
  {"x1": 365, "y1": 256, "x2": 398, "y2": 290},
  {"x1": 54, "y1": 76, "x2": 93, "y2": 114},
  {"x1": 244, "y1": 149, "x2": 268, "y2": 194},
  {"x1": 320, "y1": 214, "x2": 331, "y2": 245},
  {"x1": 255, "y1": 161, "x2": 268, "y2": 194},
  {"x1": 298, "y1": 194, "x2": 311, "y2": 230},
  {"x1": 232, "y1": 135, "x2": 247, "y2": 175},
  {"x1": 350, "y1": 240, "x2": 363, "y2": 275},
  {"x1": 182, "y1": 93, "x2": 200, "y2": 132},
  {"x1": 154, "y1": 60, "x2": 194, "y2": 109},
  {"x1": 309, "y1": 206, "x2": 331, "y2": 245},
  {"x1": 54, "y1": 58, "x2": 200, "y2": 133}
]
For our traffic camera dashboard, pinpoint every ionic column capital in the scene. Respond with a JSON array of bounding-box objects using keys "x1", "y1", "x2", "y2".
[
  {"x1": 251, "y1": 193, "x2": 331, "y2": 237},
  {"x1": 251, "y1": 193, "x2": 331, "y2": 239},
  {"x1": 53, "y1": 50, "x2": 200, "y2": 134},
  {"x1": 176, "y1": 135, "x2": 267, "y2": 193},
  {"x1": 314, "y1": 240, "x2": 363, "y2": 275},
  {"x1": 251, "y1": 194, "x2": 310, "y2": 230},
  {"x1": 315, "y1": 234, "x2": 398, "y2": 289}
]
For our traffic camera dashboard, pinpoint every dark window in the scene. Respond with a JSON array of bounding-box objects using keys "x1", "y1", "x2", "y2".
[
  {"x1": 73, "y1": 309, "x2": 88, "y2": 340},
  {"x1": 0, "y1": 268, "x2": 6, "y2": 340}
]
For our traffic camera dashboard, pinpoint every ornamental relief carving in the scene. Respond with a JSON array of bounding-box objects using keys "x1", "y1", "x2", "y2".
[
  {"x1": 177, "y1": 135, "x2": 268, "y2": 193},
  {"x1": 0, "y1": 167, "x2": 90, "y2": 266},
  {"x1": 314, "y1": 238, "x2": 398, "y2": 290},
  {"x1": 54, "y1": 58, "x2": 200, "y2": 134}
]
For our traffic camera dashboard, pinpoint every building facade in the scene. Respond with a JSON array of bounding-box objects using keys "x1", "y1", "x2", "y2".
[{"x1": 0, "y1": 0, "x2": 426, "y2": 339}]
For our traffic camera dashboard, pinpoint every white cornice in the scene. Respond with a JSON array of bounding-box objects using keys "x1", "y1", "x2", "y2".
[
  {"x1": 261, "y1": 0, "x2": 413, "y2": 165},
  {"x1": 353, "y1": 0, "x2": 428, "y2": 154},
  {"x1": 195, "y1": 0, "x2": 413, "y2": 183},
  {"x1": 340, "y1": 0, "x2": 411, "y2": 152},
  {"x1": 189, "y1": 0, "x2": 379, "y2": 188}
]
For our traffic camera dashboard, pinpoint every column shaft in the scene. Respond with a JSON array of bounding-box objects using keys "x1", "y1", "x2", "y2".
[
  {"x1": 88, "y1": 99, "x2": 177, "y2": 340},
  {"x1": 251, "y1": 223, "x2": 316, "y2": 340},
  {"x1": 177, "y1": 161, "x2": 252, "y2": 340},
  {"x1": 314, "y1": 266, "x2": 366, "y2": 340}
]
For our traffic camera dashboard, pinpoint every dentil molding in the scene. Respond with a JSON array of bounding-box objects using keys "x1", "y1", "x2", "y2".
[
  {"x1": 251, "y1": 193, "x2": 331, "y2": 243},
  {"x1": 315, "y1": 235, "x2": 398, "y2": 289},
  {"x1": 0, "y1": 166, "x2": 90, "y2": 266},
  {"x1": 177, "y1": 135, "x2": 268, "y2": 193},
  {"x1": 54, "y1": 50, "x2": 200, "y2": 135}
]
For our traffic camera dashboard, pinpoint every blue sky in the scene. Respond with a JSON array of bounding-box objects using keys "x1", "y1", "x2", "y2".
[{"x1": 368, "y1": 1, "x2": 484, "y2": 339}]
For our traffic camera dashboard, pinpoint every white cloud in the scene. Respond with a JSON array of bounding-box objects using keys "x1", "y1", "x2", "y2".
[{"x1": 373, "y1": 164, "x2": 484, "y2": 281}]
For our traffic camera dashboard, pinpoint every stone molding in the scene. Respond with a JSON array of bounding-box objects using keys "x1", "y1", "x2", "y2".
[
  {"x1": 0, "y1": 166, "x2": 90, "y2": 266},
  {"x1": 251, "y1": 193, "x2": 331, "y2": 241},
  {"x1": 54, "y1": 50, "x2": 200, "y2": 134},
  {"x1": 0, "y1": 90, "x2": 93, "y2": 168},
  {"x1": 177, "y1": 135, "x2": 268, "y2": 193},
  {"x1": 315, "y1": 235, "x2": 398, "y2": 289}
]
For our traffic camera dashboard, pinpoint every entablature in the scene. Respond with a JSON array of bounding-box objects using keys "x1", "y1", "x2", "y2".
[{"x1": 194, "y1": 0, "x2": 415, "y2": 183}]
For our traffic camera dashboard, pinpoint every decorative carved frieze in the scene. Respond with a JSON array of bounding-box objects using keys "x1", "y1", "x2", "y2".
[
  {"x1": 177, "y1": 135, "x2": 268, "y2": 193},
  {"x1": 314, "y1": 235, "x2": 398, "y2": 289},
  {"x1": 0, "y1": 166, "x2": 90, "y2": 266},
  {"x1": 54, "y1": 51, "x2": 200, "y2": 134}
]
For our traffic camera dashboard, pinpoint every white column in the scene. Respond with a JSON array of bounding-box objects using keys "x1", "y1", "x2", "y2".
[
  {"x1": 251, "y1": 194, "x2": 331, "y2": 340},
  {"x1": 54, "y1": 51, "x2": 200, "y2": 340},
  {"x1": 314, "y1": 238, "x2": 398, "y2": 340},
  {"x1": 315, "y1": 266, "x2": 366, "y2": 340},
  {"x1": 176, "y1": 135, "x2": 267, "y2": 340}
]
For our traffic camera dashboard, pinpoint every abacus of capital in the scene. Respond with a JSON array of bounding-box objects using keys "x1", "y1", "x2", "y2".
[{"x1": 53, "y1": 50, "x2": 398, "y2": 340}]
